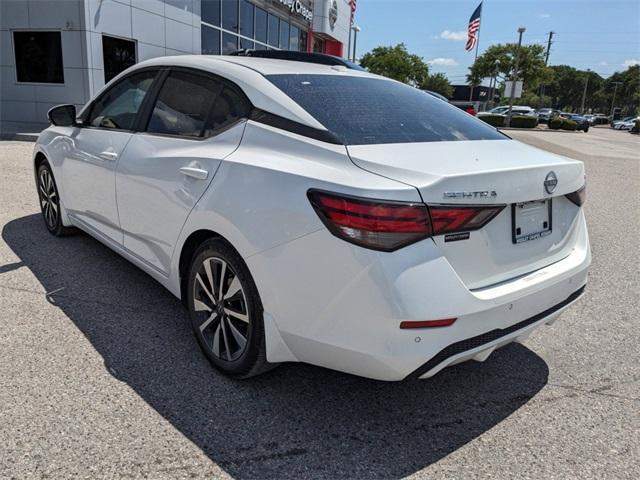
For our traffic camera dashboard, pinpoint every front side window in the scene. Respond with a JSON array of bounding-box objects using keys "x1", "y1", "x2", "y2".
[
  {"x1": 13, "y1": 31, "x2": 64, "y2": 84},
  {"x1": 103, "y1": 35, "x2": 136, "y2": 83},
  {"x1": 88, "y1": 71, "x2": 156, "y2": 130},
  {"x1": 147, "y1": 71, "x2": 223, "y2": 138},
  {"x1": 267, "y1": 74, "x2": 506, "y2": 145}
]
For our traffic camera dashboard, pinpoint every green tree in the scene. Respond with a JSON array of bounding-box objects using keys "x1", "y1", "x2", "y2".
[
  {"x1": 544, "y1": 66, "x2": 603, "y2": 112},
  {"x1": 467, "y1": 43, "x2": 552, "y2": 98},
  {"x1": 418, "y1": 72, "x2": 453, "y2": 98},
  {"x1": 360, "y1": 43, "x2": 430, "y2": 87}
]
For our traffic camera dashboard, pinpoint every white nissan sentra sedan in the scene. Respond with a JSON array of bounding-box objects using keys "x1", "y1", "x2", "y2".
[{"x1": 34, "y1": 54, "x2": 590, "y2": 381}]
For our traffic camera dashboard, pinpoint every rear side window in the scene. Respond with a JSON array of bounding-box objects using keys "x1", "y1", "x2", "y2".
[
  {"x1": 203, "y1": 87, "x2": 250, "y2": 136},
  {"x1": 267, "y1": 74, "x2": 506, "y2": 145},
  {"x1": 147, "y1": 71, "x2": 223, "y2": 137}
]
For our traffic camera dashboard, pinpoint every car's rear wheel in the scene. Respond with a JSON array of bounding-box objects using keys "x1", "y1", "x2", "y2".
[
  {"x1": 186, "y1": 238, "x2": 274, "y2": 378},
  {"x1": 36, "y1": 162, "x2": 73, "y2": 236},
  {"x1": 584, "y1": 126, "x2": 589, "y2": 132}
]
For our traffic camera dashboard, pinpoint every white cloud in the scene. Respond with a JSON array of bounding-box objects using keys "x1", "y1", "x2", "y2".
[
  {"x1": 428, "y1": 58, "x2": 459, "y2": 66},
  {"x1": 537, "y1": 13, "x2": 551, "y2": 18},
  {"x1": 599, "y1": 60, "x2": 609, "y2": 66},
  {"x1": 438, "y1": 30, "x2": 467, "y2": 41},
  {"x1": 623, "y1": 59, "x2": 640, "y2": 67}
]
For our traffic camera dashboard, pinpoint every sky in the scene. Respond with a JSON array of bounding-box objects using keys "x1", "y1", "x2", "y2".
[{"x1": 353, "y1": 0, "x2": 640, "y2": 85}]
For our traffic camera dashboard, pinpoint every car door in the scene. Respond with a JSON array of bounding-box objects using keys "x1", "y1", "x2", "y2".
[
  {"x1": 61, "y1": 70, "x2": 159, "y2": 243},
  {"x1": 115, "y1": 68, "x2": 249, "y2": 275}
]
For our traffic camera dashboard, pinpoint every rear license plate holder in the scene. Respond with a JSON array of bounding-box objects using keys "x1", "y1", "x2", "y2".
[{"x1": 512, "y1": 199, "x2": 552, "y2": 244}]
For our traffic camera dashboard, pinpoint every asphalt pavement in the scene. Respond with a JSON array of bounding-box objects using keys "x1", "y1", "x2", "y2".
[{"x1": 1, "y1": 128, "x2": 638, "y2": 479}]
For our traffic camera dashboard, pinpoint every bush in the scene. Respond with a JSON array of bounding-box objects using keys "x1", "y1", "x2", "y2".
[
  {"x1": 549, "y1": 117, "x2": 563, "y2": 129},
  {"x1": 548, "y1": 117, "x2": 578, "y2": 131},
  {"x1": 477, "y1": 114, "x2": 505, "y2": 127},
  {"x1": 510, "y1": 115, "x2": 538, "y2": 128}
]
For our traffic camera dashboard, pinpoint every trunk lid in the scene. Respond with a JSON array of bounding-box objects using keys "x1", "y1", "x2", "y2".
[{"x1": 347, "y1": 139, "x2": 585, "y2": 289}]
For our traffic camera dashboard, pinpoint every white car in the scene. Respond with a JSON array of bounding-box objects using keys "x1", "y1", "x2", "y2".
[
  {"x1": 34, "y1": 55, "x2": 590, "y2": 381},
  {"x1": 613, "y1": 117, "x2": 638, "y2": 130}
]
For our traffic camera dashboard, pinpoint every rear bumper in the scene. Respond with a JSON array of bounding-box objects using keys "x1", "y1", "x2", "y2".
[
  {"x1": 408, "y1": 285, "x2": 585, "y2": 379},
  {"x1": 247, "y1": 211, "x2": 591, "y2": 381}
]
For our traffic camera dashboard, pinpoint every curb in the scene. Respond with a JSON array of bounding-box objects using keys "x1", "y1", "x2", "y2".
[{"x1": 0, "y1": 133, "x2": 38, "y2": 142}]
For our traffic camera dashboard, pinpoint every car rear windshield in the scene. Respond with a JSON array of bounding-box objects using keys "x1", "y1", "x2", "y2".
[{"x1": 266, "y1": 74, "x2": 506, "y2": 145}]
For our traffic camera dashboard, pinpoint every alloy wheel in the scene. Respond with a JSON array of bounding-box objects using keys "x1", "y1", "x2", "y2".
[
  {"x1": 192, "y1": 257, "x2": 250, "y2": 362},
  {"x1": 38, "y1": 168, "x2": 58, "y2": 229}
]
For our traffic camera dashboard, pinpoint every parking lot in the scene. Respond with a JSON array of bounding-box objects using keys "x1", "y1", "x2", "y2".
[{"x1": 1, "y1": 128, "x2": 638, "y2": 479}]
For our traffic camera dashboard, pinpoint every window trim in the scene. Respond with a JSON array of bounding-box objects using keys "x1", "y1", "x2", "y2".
[
  {"x1": 12, "y1": 29, "x2": 65, "y2": 85},
  {"x1": 80, "y1": 67, "x2": 164, "y2": 133},
  {"x1": 136, "y1": 66, "x2": 253, "y2": 142}
]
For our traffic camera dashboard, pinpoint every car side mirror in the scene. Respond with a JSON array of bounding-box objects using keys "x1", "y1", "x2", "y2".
[{"x1": 48, "y1": 104, "x2": 79, "y2": 127}]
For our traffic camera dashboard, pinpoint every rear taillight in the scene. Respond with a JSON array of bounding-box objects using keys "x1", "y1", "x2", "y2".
[
  {"x1": 308, "y1": 190, "x2": 506, "y2": 252},
  {"x1": 307, "y1": 190, "x2": 431, "y2": 251},
  {"x1": 565, "y1": 185, "x2": 586, "y2": 207},
  {"x1": 429, "y1": 205, "x2": 505, "y2": 235},
  {"x1": 466, "y1": 106, "x2": 477, "y2": 116}
]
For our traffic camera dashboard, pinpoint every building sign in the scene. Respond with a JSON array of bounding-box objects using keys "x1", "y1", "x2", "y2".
[
  {"x1": 277, "y1": 0, "x2": 313, "y2": 22},
  {"x1": 329, "y1": 0, "x2": 338, "y2": 30}
]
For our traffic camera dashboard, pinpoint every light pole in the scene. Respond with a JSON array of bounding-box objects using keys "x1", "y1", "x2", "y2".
[
  {"x1": 580, "y1": 69, "x2": 590, "y2": 114},
  {"x1": 610, "y1": 81, "x2": 623, "y2": 119},
  {"x1": 505, "y1": 26, "x2": 526, "y2": 127},
  {"x1": 351, "y1": 24, "x2": 360, "y2": 62}
]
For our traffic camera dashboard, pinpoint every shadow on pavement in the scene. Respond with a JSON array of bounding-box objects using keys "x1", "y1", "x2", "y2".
[{"x1": 3, "y1": 214, "x2": 549, "y2": 479}]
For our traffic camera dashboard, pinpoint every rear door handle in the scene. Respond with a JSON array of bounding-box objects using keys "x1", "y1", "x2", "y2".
[{"x1": 179, "y1": 166, "x2": 209, "y2": 180}]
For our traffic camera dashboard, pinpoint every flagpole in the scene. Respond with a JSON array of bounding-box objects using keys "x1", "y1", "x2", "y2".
[{"x1": 469, "y1": 1, "x2": 483, "y2": 102}]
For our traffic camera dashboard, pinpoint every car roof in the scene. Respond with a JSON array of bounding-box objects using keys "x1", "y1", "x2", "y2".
[{"x1": 92, "y1": 55, "x2": 381, "y2": 131}]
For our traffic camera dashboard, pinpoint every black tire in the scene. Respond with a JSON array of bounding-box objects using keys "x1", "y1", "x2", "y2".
[
  {"x1": 584, "y1": 126, "x2": 589, "y2": 133},
  {"x1": 186, "y1": 238, "x2": 275, "y2": 378},
  {"x1": 36, "y1": 161, "x2": 75, "y2": 236}
]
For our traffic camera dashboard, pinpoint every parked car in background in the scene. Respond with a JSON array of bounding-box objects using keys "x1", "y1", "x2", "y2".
[
  {"x1": 536, "y1": 108, "x2": 561, "y2": 124},
  {"x1": 563, "y1": 114, "x2": 590, "y2": 132},
  {"x1": 612, "y1": 116, "x2": 637, "y2": 129},
  {"x1": 486, "y1": 105, "x2": 536, "y2": 117},
  {"x1": 558, "y1": 113, "x2": 590, "y2": 132},
  {"x1": 591, "y1": 114, "x2": 609, "y2": 125},
  {"x1": 613, "y1": 117, "x2": 639, "y2": 130},
  {"x1": 582, "y1": 114, "x2": 594, "y2": 124}
]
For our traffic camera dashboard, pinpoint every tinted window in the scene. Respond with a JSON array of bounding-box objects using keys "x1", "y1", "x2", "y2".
[
  {"x1": 255, "y1": 7, "x2": 267, "y2": 43},
  {"x1": 279, "y1": 21, "x2": 289, "y2": 50},
  {"x1": 289, "y1": 25, "x2": 299, "y2": 51},
  {"x1": 202, "y1": 25, "x2": 221, "y2": 54},
  {"x1": 221, "y1": 0, "x2": 238, "y2": 32},
  {"x1": 203, "y1": 87, "x2": 250, "y2": 136},
  {"x1": 202, "y1": 0, "x2": 220, "y2": 26},
  {"x1": 147, "y1": 71, "x2": 223, "y2": 137},
  {"x1": 14, "y1": 31, "x2": 64, "y2": 83},
  {"x1": 239, "y1": 0, "x2": 254, "y2": 38},
  {"x1": 267, "y1": 14, "x2": 279, "y2": 47},
  {"x1": 102, "y1": 35, "x2": 136, "y2": 83},
  {"x1": 267, "y1": 75, "x2": 506, "y2": 145},
  {"x1": 89, "y1": 71, "x2": 156, "y2": 130},
  {"x1": 222, "y1": 32, "x2": 238, "y2": 54}
]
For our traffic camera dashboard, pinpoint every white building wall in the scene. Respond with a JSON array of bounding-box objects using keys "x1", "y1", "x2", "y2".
[
  {"x1": 312, "y1": 0, "x2": 351, "y2": 51},
  {"x1": 0, "y1": 0, "x2": 201, "y2": 136}
]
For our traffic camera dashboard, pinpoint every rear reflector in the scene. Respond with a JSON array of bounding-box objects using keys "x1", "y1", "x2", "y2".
[
  {"x1": 400, "y1": 318, "x2": 457, "y2": 329},
  {"x1": 307, "y1": 190, "x2": 431, "y2": 251},
  {"x1": 565, "y1": 184, "x2": 586, "y2": 207},
  {"x1": 308, "y1": 190, "x2": 505, "y2": 252}
]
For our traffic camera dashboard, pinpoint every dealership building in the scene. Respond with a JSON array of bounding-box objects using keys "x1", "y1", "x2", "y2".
[{"x1": 0, "y1": 0, "x2": 355, "y2": 136}]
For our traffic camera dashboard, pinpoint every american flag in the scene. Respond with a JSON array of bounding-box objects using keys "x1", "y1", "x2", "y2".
[
  {"x1": 465, "y1": 2, "x2": 482, "y2": 52},
  {"x1": 349, "y1": 0, "x2": 357, "y2": 24}
]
